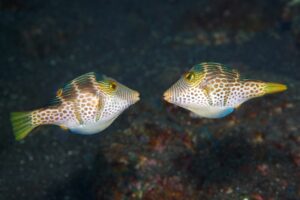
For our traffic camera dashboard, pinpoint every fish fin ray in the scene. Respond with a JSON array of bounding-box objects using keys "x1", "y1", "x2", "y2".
[
  {"x1": 194, "y1": 62, "x2": 243, "y2": 81},
  {"x1": 10, "y1": 112, "x2": 36, "y2": 140},
  {"x1": 263, "y1": 82, "x2": 287, "y2": 94}
]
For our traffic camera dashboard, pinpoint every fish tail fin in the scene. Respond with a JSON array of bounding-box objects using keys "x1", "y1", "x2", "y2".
[
  {"x1": 10, "y1": 111, "x2": 36, "y2": 140},
  {"x1": 263, "y1": 82, "x2": 287, "y2": 94}
]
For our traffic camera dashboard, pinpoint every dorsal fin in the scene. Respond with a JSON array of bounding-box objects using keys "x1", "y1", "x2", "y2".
[
  {"x1": 193, "y1": 62, "x2": 242, "y2": 82},
  {"x1": 51, "y1": 72, "x2": 100, "y2": 105}
]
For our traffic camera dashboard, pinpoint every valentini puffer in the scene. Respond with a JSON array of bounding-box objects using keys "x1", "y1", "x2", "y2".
[
  {"x1": 163, "y1": 62, "x2": 287, "y2": 118},
  {"x1": 11, "y1": 72, "x2": 140, "y2": 140}
]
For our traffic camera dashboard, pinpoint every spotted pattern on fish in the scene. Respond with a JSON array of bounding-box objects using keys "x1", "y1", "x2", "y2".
[
  {"x1": 11, "y1": 72, "x2": 140, "y2": 140},
  {"x1": 31, "y1": 73, "x2": 102, "y2": 126},
  {"x1": 164, "y1": 62, "x2": 287, "y2": 118},
  {"x1": 184, "y1": 63, "x2": 268, "y2": 107}
]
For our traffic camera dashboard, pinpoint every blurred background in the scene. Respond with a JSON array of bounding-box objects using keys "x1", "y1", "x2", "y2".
[{"x1": 0, "y1": 0, "x2": 300, "y2": 199}]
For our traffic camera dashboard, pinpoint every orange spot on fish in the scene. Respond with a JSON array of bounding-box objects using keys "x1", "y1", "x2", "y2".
[
  {"x1": 56, "y1": 88, "x2": 63, "y2": 97},
  {"x1": 60, "y1": 125, "x2": 68, "y2": 131}
]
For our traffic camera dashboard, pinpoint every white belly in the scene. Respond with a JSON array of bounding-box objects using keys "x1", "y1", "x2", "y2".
[
  {"x1": 188, "y1": 106, "x2": 234, "y2": 119},
  {"x1": 69, "y1": 118, "x2": 115, "y2": 135}
]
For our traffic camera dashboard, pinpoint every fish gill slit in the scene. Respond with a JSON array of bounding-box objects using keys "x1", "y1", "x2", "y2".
[
  {"x1": 203, "y1": 87, "x2": 213, "y2": 106},
  {"x1": 95, "y1": 96, "x2": 103, "y2": 121}
]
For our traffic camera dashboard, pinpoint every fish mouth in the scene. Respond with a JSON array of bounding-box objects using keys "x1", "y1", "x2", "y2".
[
  {"x1": 132, "y1": 91, "x2": 140, "y2": 103},
  {"x1": 163, "y1": 90, "x2": 172, "y2": 103}
]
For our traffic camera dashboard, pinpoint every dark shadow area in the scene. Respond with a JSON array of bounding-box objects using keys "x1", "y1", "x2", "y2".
[
  {"x1": 174, "y1": 132, "x2": 290, "y2": 188},
  {"x1": 46, "y1": 151, "x2": 114, "y2": 200},
  {"x1": 46, "y1": 148, "x2": 139, "y2": 200},
  {"x1": 177, "y1": 133, "x2": 255, "y2": 187}
]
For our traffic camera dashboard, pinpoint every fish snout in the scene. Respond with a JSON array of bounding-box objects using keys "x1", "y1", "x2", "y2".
[
  {"x1": 163, "y1": 89, "x2": 172, "y2": 103},
  {"x1": 132, "y1": 91, "x2": 140, "y2": 103}
]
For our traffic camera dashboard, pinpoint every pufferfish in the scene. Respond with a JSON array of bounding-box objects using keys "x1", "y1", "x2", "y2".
[
  {"x1": 163, "y1": 62, "x2": 287, "y2": 118},
  {"x1": 10, "y1": 72, "x2": 140, "y2": 140}
]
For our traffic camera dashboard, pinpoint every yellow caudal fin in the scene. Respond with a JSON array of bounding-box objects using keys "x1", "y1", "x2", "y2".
[
  {"x1": 10, "y1": 112, "x2": 36, "y2": 140},
  {"x1": 264, "y1": 82, "x2": 287, "y2": 94}
]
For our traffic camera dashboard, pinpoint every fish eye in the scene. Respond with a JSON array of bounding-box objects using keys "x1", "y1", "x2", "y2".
[
  {"x1": 184, "y1": 72, "x2": 195, "y2": 82},
  {"x1": 109, "y1": 81, "x2": 117, "y2": 90}
]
